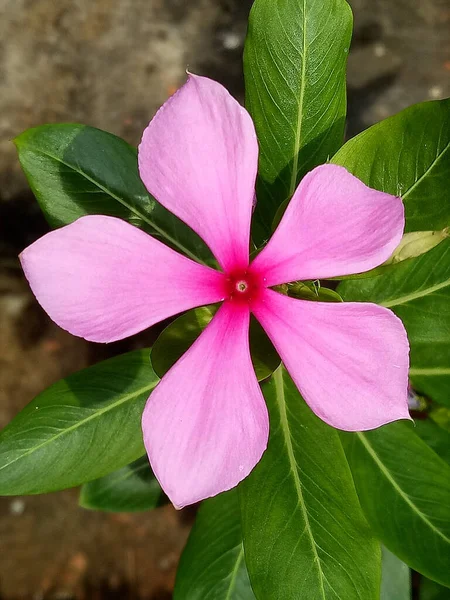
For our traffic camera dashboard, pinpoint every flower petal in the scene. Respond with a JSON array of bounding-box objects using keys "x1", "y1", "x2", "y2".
[
  {"x1": 20, "y1": 215, "x2": 226, "y2": 343},
  {"x1": 251, "y1": 165, "x2": 405, "y2": 285},
  {"x1": 253, "y1": 290, "x2": 410, "y2": 431},
  {"x1": 142, "y1": 302, "x2": 269, "y2": 508},
  {"x1": 138, "y1": 74, "x2": 258, "y2": 272}
]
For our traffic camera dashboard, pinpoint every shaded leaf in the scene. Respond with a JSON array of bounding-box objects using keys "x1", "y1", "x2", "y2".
[
  {"x1": 79, "y1": 456, "x2": 162, "y2": 512},
  {"x1": 341, "y1": 422, "x2": 450, "y2": 587},
  {"x1": 0, "y1": 350, "x2": 157, "y2": 494},
  {"x1": 420, "y1": 577, "x2": 450, "y2": 600},
  {"x1": 151, "y1": 305, "x2": 280, "y2": 381},
  {"x1": 240, "y1": 367, "x2": 380, "y2": 600},
  {"x1": 174, "y1": 489, "x2": 255, "y2": 600},
  {"x1": 245, "y1": 0, "x2": 353, "y2": 241},
  {"x1": 15, "y1": 123, "x2": 213, "y2": 264}
]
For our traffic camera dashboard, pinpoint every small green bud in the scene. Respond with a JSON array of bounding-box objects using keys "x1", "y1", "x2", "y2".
[{"x1": 387, "y1": 228, "x2": 449, "y2": 264}]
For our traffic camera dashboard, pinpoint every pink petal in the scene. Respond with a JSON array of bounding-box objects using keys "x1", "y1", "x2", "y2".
[
  {"x1": 251, "y1": 165, "x2": 405, "y2": 285},
  {"x1": 138, "y1": 74, "x2": 258, "y2": 272},
  {"x1": 142, "y1": 302, "x2": 269, "y2": 508},
  {"x1": 20, "y1": 215, "x2": 226, "y2": 343},
  {"x1": 253, "y1": 290, "x2": 410, "y2": 431}
]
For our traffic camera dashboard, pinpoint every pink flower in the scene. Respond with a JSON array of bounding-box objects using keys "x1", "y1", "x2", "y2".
[{"x1": 20, "y1": 75, "x2": 410, "y2": 508}]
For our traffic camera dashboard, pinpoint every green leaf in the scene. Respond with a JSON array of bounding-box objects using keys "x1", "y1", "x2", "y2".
[
  {"x1": 244, "y1": 0, "x2": 353, "y2": 241},
  {"x1": 79, "y1": 456, "x2": 162, "y2": 512},
  {"x1": 381, "y1": 547, "x2": 411, "y2": 600},
  {"x1": 288, "y1": 281, "x2": 343, "y2": 302},
  {"x1": 341, "y1": 422, "x2": 450, "y2": 587},
  {"x1": 15, "y1": 123, "x2": 213, "y2": 264},
  {"x1": 420, "y1": 578, "x2": 450, "y2": 600},
  {"x1": 332, "y1": 98, "x2": 450, "y2": 232},
  {"x1": 240, "y1": 367, "x2": 380, "y2": 600},
  {"x1": 174, "y1": 489, "x2": 255, "y2": 600},
  {"x1": 0, "y1": 350, "x2": 158, "y2": 495},
  {"x1": 338, "y1": 238, "x2": 450, "y2": 407},
  {"x1": 414, "y1": 418, "x2": 450, "y2": 466},
  {"x1": 151, "y1": 305, "x2": 280, "y2": 381}
]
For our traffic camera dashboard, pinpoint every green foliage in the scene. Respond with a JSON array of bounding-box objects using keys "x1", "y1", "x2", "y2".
[
  {"x1": 244, "y1": 0, "x2": 352, "y2": 241},
  {"x1": 239, "y1": 367, "x2": 380, "y2": 600},
  {"x1": 333, "y1": 99, "x2": 450, "y2": 232},
  {"x1": 420, "y1": 578, "x2": 450, "y2": 600},
  {"x1": 151, "y1": 305, "x2": 280, "y2": 381},
  {"x1": 15, "y1": 123, "x2": 213, "y2": 264},
  {"x1": 174, "y1": 489, "x2": 255, "y2": 600},
  {"x1": 339, "y1": 238, "x2": 450, "y2": 407},
  {"x1": 341, "y1": 423, "x2": 450, "y2": 587},
  {"x1": 79, "y1": 456, "x2": 162, "y2": 512},
  {"x1": 0, "y1": 351, "x2": 157, "y2": 495},
  {"x1": 414, "y1": 418, "x2": 450, "y2": 465}
]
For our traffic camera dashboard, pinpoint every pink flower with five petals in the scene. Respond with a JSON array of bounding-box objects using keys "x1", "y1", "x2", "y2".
[{"x1": 20, "y1": 75, "x2": 410, "y2": 508}]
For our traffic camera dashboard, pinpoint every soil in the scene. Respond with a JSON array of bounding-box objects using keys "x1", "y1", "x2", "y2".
[{"x1": 0, "y1": 1, "x2": 449, "y2": 598}]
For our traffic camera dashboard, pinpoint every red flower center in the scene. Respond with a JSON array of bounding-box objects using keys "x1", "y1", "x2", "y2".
[{"x1": 224, "y1": 268, "x2": 264, "y2": 306}]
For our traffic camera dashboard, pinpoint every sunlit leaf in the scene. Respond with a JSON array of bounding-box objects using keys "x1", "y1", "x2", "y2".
[
  {"x1": 342, "y1": 423, "x2": 450, "y2": 587},
  {"x1": 0, "y1": 350, "x2": 157, "y2": 494},
  {"x1": 240, "y1": 367, "x2": 380, "y2": 600},
  {"x1": 245, "y1": 0, "x2": 352, "y2": 241}
]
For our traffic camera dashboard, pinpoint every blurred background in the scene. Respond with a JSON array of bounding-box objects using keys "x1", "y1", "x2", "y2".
[{"x1": 0, "y1": 0, "x2": 449, "y2": 598}]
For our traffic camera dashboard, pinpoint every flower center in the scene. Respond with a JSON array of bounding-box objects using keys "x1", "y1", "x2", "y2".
[{"x1": 225, "y1": 269, "x2": 262, "y2": 305}]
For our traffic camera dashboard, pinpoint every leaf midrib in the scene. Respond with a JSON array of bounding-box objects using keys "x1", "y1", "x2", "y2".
[
  {"x1": 402, "y1": 139, "x2": 450, "y2": 200},
  {"x1": 224, "y1": 544, "x2": 245, "y2": 600},
  {"x1": 25, "y1": 144, "x2": 204, "y2": 264},
  {"x1": 0, "y1": 381, "x2": 158, "y2": 473},
  {"x1": 356, "y1": 432, "x2": 450, "y2": 544},
  {"x1": 274, "y1": 368, "x2": 327, "y2": 599},
  {"x1": 409, "y1": 367, "x2": 450, "y2": 376},
  {"x1": 381, "y1": 278, "x2": 450, "y2": 308},
  {"x1": 288, "y1": 0, "x2": 308, "y2": 198}
]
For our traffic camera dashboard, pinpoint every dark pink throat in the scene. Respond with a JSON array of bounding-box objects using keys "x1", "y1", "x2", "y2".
[{"x1": 224, "y1": 268, "x2": 264, "y2": 306}]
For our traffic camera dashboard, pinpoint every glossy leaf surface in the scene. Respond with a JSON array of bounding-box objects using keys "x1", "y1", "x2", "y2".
[
  {"x1": 333, "y1": 98, "x2": 450, "y2": 232},
  {"x1": 151, "y1": 305, "x2": 280, "y2": 381},
  {"x1": 339, "y1": 238, "x2": 450, "y2": 407},
  {"x1": 15, "y1": 124, "x2": 212, "y2": 264},
  {"x1": 0, "y1": 350, "x2": 158, "y2": 494},
  {"x1": 244, "y1": 0, "x2": 352, "y2": 240},
  {"x1": 79, "y1": 456, "x2": 162, "y2": 512},
  {"x1": 174, "y1": 489, "x2": 255, "y2": 600},
  {"x1": 341, "y1": 423, "x2": 450, "y2": 587},
  {"x1": 240, "y1": 367, "x2": 380, "y2": 600},
  {"x1": 414, "y1": 418, "x2": 450, "y2": 466}
]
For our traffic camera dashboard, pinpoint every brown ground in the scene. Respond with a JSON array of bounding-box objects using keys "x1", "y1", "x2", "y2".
[{"x1": 0, "y1": 1, "x2": 449, "y2": 598}]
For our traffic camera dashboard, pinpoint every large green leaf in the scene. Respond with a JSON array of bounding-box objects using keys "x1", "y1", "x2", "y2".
[
  {"x1": 79, "y1": 456, "x2": 162, "y2": 512},
  {"x1": 341, "y1": 423, "x2": 450, "y2": 587},
  {"x1": 151, "y1": 305, "x2": 280, "y2": 381},
  {"x1": 240, "y1": 367, "x2": 380, "y2": 600},
  {"x1": 174, "y1": 489, "x2": 255, "y2": 600},
  {"x1": 381, "y1": 547, "x2": 411, "y2": 600},
  {"x1": 15, "y1": 124, "x2": 213, "y2": 264},
  {"x1": 414, "y1": 418, "x2": 450, "y2": 466},
  {"x1": 333, "y1": 98, "x2": 450, "y2": 232},
  {"x1": 338, "y1": 238, "x2": 450, "y2": 407},
  {"x1": 0, "y1": 350, "x2": 158, "y2": 495},
  {"x1": 244, "y1": 0, "x2": 352, "y2": 240}
]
